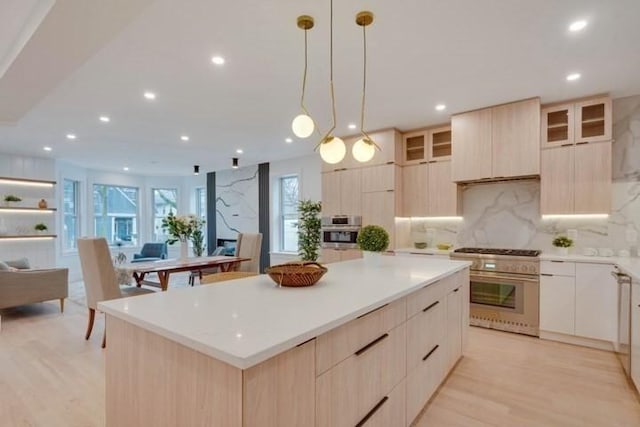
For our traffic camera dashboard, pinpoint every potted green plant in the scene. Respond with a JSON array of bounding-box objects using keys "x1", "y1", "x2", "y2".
[
  {"x1": 297, "y1": 200, "x2": 322, "y2": 262},
  {"x1": 357, "y1": 224, "x2": 390, "y2": 265},
  {"x1": 552, "y1": 235, "x2": 573, "y2": 255},
  {"x1": 34, "y1": 223, "x2": 48, "y2": 234},
  {"x1": 4, "y1": 194, "x2": 21, "y2": 206}
]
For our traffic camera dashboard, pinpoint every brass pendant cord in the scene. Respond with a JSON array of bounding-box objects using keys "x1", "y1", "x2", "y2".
[
  {"x1": 315, "y1": 0, "x2": 337, "y2": 150},
  {"x1": 359, "y1": 20, "x2": 379, "y2": 150},
  {"x1": 300, "y1": 26, "x2": 321, "y2": 136}
]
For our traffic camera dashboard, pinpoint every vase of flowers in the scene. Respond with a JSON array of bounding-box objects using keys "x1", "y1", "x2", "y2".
[
  {"x1": 161, "y1": 212, "x2": 204, "y2": 262},
  {"x1": 191, "y1": 228, "x2": 206, "y2": 257},
  {"x1": 357, "y1": 225, "x2": 390, "y2": 267},
  {"x1": 552, "y1": 235, "x2": 573, "y2": 256}
]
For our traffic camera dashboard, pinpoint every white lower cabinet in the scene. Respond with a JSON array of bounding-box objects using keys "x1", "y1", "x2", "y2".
[
  {"x1": 575, "y1": 263, "x2": 618, "y2": 342},
  {"x1": 631, "y1": 281, "x2": 640, "y2": 391},
  {"x1": 539, "y1": 261, "x2": 617, "y2": 346},
  {"x1": 315, "y1": 269, "x2": 469, "y2": 427},
  {"x1": 540, "y1": 274, "x2": 576, "y2": 335}
]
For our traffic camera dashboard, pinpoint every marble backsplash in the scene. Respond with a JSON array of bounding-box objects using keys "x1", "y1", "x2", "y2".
[{"x1": 406, "y1": 94, "x2": 640, "y2": 254}]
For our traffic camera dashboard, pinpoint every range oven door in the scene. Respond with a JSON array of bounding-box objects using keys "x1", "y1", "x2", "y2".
[{"x1": 469, "y1": 271, "x2": 539, "y2": 336}]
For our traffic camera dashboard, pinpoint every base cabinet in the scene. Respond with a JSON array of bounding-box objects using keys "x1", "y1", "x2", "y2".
[
  {"x1": 321, "y1": 248, "x2": 362, "y2": 264},
  {"x1": 631, "y1": 281, "x2": 640, "y2": 391}
]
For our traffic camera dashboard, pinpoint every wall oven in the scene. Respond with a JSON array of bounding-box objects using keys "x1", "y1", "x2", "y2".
[
  {"x1": 451, "y1": 248, "x2": 541, "y2": 337},
  {"x1": 321, "y1": 216, "x2": 361, "y2": 249}
]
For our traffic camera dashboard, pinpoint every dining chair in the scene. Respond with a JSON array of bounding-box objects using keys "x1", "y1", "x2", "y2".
[
  {"x1": 235, "y1": 232, "x2": 263, "y2": 273},
  {"x1": 77, "y1": 237, "x2": 155, "y2": 348},
  {"x1": 189, "y1": 246, "x2": 226, "y2": 285}
]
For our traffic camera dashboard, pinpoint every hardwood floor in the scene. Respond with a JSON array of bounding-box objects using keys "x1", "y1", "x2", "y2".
[
  {"x1": 1, "y1": 299, "x2": 639, "y2": 427},
  {"x1": 416, "y1": 327, "x2": 640, "y2": 426}
]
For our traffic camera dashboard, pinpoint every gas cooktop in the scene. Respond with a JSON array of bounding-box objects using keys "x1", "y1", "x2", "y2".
[{"x1": 453, "y1": 247, "x2": 541, "y2": 257}]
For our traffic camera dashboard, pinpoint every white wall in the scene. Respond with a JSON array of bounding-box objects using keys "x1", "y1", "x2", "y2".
[
  {"x1": 0, "y1": 152, "x2": 57, "y2": 270},
  {"x1": 269, "y1": 153, "x2": 321, "y2": 265}
]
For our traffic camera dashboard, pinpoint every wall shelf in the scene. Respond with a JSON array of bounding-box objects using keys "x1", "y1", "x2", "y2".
[
  {"x1": 0, "y1": 207, "x2": 56, "y2": 212},
  {"x1": 0, "y1": 234, "x2": 57, "y2": 240},
  {"x1": 0, "y1": 177, "x2": 56, "y2": 186}
]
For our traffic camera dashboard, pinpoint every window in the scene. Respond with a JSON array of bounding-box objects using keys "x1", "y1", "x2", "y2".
[
  {"x1": 152, "y1": 188, "x2": 178, "y2": 242},
  {"x1": 63, "y1": 179, "x2": 80, "y2": 251},
  {"x1": 195, "y1": 187, "x2": 206, "y2": 221},
  {"x1": 279, "y1": 175, "x2": 299, "y2": 252},
  {"x1": 93, "y1": 184, "x2": 139, "y2": 246}
]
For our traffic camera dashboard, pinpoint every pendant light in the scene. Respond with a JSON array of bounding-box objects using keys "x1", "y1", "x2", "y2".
[
  {"x1": 351, "y1": 12, "x2": 380, "y2": 163},
  {"x1": 317, "y1": 0, "x2": 345, "y2": 164},
  {"x1": 291, "y1": 16, "x2": 315, "y2": 139},
  {"x1": 232, "y1": 158, "x2": 239, "y2": 169},
  {"x1": 193, "y1": 165, "x2": 200, "y2": 175}
]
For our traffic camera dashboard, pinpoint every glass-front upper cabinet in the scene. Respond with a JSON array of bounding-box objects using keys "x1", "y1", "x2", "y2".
[
  {"x1": 402, "y1": 126, "x2": 451, "y2": 164},
  {"x1": 541, "y1": 96, "x2": 612, "y2": 148}
]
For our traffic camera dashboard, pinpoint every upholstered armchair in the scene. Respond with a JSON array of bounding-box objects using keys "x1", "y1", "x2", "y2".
[
  {"x1": 235, "y1": 232, "x2": 263, "y2": 273},
  {"x1": 131, "y1": 243, "x2": 168, "y2": 263},
  {"x1": 0, "y1": 268, "x2": 68, "y2": 311}
]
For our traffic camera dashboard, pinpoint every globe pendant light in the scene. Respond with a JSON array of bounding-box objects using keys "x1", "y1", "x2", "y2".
[
  {"x1": 291, "y1": 16, "x2": 315, "y2": 139},
  {"x1": 351, "y1": 11, "x2": 379, "y2": 163},
  {"x1": 319, "y1": 136, "x2": 346, "y2": 164}
]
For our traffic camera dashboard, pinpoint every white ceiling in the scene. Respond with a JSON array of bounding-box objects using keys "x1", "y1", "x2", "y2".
[{"x1": 0, "y1": 0, "x2": 639, "y2": 176}]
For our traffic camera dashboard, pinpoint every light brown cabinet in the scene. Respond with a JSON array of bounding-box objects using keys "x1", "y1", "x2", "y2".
[
  {"x1": 541, "y1": 96, "x2": 612, "y2": 148},
  {"x1": 402, "y1": 161, "x2": 459, "y2": 217},
  {"x1": 362, "y1": 191, "x2": 398, "y2": 249},
  {"x1": 402, "y1": 126, "x2": 451, "y2": 165},
  {"x1": 320, "y1": 248, "x2": 362, "y2": 264},
  {"x1": 452, "y1": 98, "x2": 541, "y2": 182},
  {"x1": 540, "y1": 141, "x2": 611, "y2": 215},
  {"x1": 491, "y1": 98, "x2": 540, "y2": 178},
  {"x1": 320, "y1": 168, "x2": 362, "y2": 216},
  {"x1": 401, "y1": 164, "x2": 428, "y2": 217},
  {"x1": 451, "y1": 108, "x2": 492, "y2": 182}
]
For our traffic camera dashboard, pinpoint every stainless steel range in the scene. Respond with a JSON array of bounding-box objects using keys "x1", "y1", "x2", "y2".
[{"x1": 450, "y1": 247, "x2": 541, "y2": 337}]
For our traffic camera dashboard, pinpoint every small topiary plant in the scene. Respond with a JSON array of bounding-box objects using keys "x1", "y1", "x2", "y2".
[
  {"x1": 357, "y1": 225, "x2": 390, "y2": 252},
  {"x1": 297, "y1": 200, "x2": 322, "y2": 261},
  {"x1": 552, "y1": 235, "x2": 573, "y2": 248}
]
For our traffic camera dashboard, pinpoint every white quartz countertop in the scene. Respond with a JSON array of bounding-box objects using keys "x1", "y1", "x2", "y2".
[
  {"x1": 98, "y1": 257, "x2": 470, "y2": 369},
  {"x1": 540, "y1": 253, "x2": 640, "y2": 281}
]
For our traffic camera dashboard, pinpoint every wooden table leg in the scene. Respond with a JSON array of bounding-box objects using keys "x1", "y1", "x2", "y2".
[
  {"x1": 158, "y1": 272, "x2": 170, "y2": 291},
  {"x1": 220, "y1": 261, "x2": 241, "y2": 273},
  {"x1": 133, "y1": 272, "x2": 146, "y2": 287}
]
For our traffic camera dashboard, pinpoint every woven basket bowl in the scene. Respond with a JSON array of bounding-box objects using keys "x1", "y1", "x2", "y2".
[{"x1": 266, "y1": 261, "x2": 328, "y2": 287}]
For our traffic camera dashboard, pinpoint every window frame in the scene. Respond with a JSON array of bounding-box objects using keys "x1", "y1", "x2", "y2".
[
  {"x1": 92, "y1": 183, "x2": 140, "y2": 247},
  {"x1": 151, "y1": 187, "x2": 179, "y2": 243},
  {"x1": 279, "y1": 174, "x2": 299, "y2": 253},
  {"x1": 62, "y1": 178, "x2": 80, "y2": 253}
]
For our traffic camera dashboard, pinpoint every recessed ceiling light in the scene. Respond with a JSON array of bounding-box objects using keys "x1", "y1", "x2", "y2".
[
  {"x1": 123, "y1": 166, "x2": 129, "y2": 171},
  {"x1": 43, "y1": 146, "x2": 52, "y2": 151},
  {"x1": 569, "y1": 20, "x2": 587, "y2": 32},
  {"x1": 180, "y1": 135, "x2": 189, "y2": 141},
  {"x1": 566, "y1": 73, "x2": 581, "y2": 81},
  {"x1": 143, "y1": 91, "x2": 156, "y2": 100},
  {"x1": 211, "y1": 56, "x2": 225, "y2": 65},
  {"x1": 99, "y1": 116, "x2": 110, "y2": 122},
  {"x1": 66, "y1": 133, "x2": 76, "y2": 140},
  {"x1": 435, "y1": 104, "x2": 446, "y2": 111},
  {"x1": 236, "y1": 149, "x2": 243, "y2": 154},
  {"x1": 285, "y1": 138, "x2": 293, "y2": 143},
  {"x1": 348, "y1": 123, "x2": 357, "y2": 130}
]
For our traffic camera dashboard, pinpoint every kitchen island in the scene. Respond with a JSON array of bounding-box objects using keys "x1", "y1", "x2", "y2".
[{"x1": 99, "y1": 256, "x2": 470, "y2": 426}]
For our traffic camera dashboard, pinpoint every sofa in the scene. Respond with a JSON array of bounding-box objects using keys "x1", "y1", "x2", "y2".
[
  {"x1": 0, "y1": 259, "x2": 68, "y2": 311},
  {"x1": 132, "y1": 243, "x2": 168, "y2": 263}
]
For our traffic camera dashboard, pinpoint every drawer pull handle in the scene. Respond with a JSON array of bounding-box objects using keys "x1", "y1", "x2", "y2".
[
  {"x1": 540, "y1": 273, "x2": 553, "y2": 277},
  {"x1": 355, "y1": 333, "x2": 389, "y2": 356},
  {"x1": 550, "y1": 260, "x2": 564, "y2": 263},
  {"x1": 453, "y1": 287, "x2": 460, "y2": 293},
  {"x1": 422, "y1": 344, "x2": 440, "y2": 361},
  {"x1": 355, "y1": 396, "x2": 389, "y2": 427},
  {"x1": 423, "y1": 301, "x2": 439, "y2": 312},
  {"x1": 357, "y1": 303, "x2": 388, "y2": 319}
]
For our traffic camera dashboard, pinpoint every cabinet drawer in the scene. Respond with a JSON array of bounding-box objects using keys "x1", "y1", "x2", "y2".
[
  {"x1": 540, "y1": 260, "x2": 575, "y2": 276},
  {"x1": 406, "y1": 296, "x2": 446, "y2": 372},
  {"x1": 353, "y1": 379, "x2": 406, "y2": 427},
  {"x1": 316, "y1": 298, "x2": 406, "y2": 375},
  {"x1": 406, "y1": 341, "x2": 447, "y2": 423},
  {"x1": 406, "y1": 274, "x2": 452, "y2": 318},
  {"x1": 316, "y1": 323, "x2": 407, "y2": 427}
]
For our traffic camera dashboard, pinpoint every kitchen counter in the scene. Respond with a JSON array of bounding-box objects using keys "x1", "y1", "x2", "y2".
[
  {"x1": 540, "y1": 253, "x2": 640, "y2": 281},
  {"x1": 395, "y1": 247, "x2": 453, "y2": 256},
  {"x1": 99, "y1": 256, "x2": 470, "y2": 369}
]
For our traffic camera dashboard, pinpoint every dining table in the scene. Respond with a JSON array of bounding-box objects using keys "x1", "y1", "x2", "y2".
[{"x1": 122, "y1": 256, "x2": 250, "y2": 291}]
